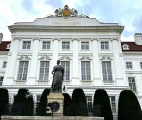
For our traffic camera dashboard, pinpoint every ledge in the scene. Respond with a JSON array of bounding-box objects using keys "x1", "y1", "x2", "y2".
[{"x1": 1, "y1": 116, "x2": 104, "y2": 120}]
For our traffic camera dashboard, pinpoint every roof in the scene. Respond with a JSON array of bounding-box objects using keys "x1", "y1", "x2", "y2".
[
  {"x1": 0, "y1": 41, "x2": 11, "y2": 51},
  {"x1": 0, "y1": 41, "x2": 142, "y2": 52},
  {"x1": 121, "y1": 42, "x2": 142, "y2": 52}
]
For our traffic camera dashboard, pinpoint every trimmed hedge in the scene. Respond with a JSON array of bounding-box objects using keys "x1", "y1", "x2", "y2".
[
  {"x1": 0, "y1": 88, "x2": 9, "y2": 116},
  {"x1": 93, "y1": 89, "x2": 113, "y2": 120},
  {"x1": 71, "y1": 88, "x2": 88, "y2": 116},
  {"x1": 36, "y1": 88, "x2": 50, "y2": 116},
  {"x1": 10, "y1": 88, "x2": 34, "y2": 116},
  {"x1": 118, "y1": 90, "x2": 142, "y2": 120},
  {"x1": 63, "y1": 93, "x2": 71, "y2": 116}
]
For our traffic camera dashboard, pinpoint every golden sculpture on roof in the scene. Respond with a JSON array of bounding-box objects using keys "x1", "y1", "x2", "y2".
[
  {"x1": 47, "y1": 5, "x2": 89, "y2": 18},
  {"x1": 62, "y1": 5, "x2": 70, "y2": 17}
]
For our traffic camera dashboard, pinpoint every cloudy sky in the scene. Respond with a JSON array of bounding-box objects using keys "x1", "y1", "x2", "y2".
[{"x1": 0, "y1": 0, "x2": 142, "y2": 41}]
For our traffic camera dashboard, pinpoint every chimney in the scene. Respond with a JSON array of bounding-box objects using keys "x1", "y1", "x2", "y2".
[
  {"x1": 134, "y1": 33, "x2": 142, "y2": 45},
  {"x1": 0, "y1": 33, "x2": 3, "y2": 44}
]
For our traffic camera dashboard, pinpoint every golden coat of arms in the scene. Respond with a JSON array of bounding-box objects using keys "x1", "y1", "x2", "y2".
[
  {"x1": 54, "y1": 5, "x2": 78, "y2": 18},
  {"x1": 62, "y1": 5, "x2": 70, "y2": 17}
]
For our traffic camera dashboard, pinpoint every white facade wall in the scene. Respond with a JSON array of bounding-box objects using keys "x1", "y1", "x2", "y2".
[{"x1": 0, "y1": 17, "x2": 141, "y2": 119}]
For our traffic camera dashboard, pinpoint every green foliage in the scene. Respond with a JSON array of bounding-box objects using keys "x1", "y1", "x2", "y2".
[
  {"x1": 36, "y1": 88, "x2": 50, "y2": 116},
  {"x1": 63, "y1": 93, "x2": 71, "y2": 116},
  {"x1": 93, "y1": 89, "x2": 113, "y2": 120},
  {"x1": 10, "y1": 88, "x2": 34, "y2": 116},
  {"x1": 71, "y1": 88, "x2": 88, "y2": 116},
  {"x1": 0, "y1": 88, "x2": 9, "y2": 116},
  {"x1": 118, "y1": 90, "x2": 142, "y2": 120}
]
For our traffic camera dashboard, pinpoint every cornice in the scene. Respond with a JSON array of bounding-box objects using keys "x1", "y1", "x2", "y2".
[{"x1": 9, "y1": 25, "x2": 124, "y2": 33}]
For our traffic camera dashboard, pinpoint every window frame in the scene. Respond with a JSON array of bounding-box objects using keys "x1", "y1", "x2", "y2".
[
  {"x1": 81, "y1": 61, "x2": 91, "y2": 80},
  {"x1": 100, "y1": 41, "x2": 109, "y2": 50},
  {"x1": 128, "y1": 77, "x2": 137, "y2": 92},
  {"x1": 109, "y1": 96, "x2": 117, "y2": 114},
  {"x1": 101, "y1": 61, "x2": 113, "y2": 81},
  {"x1": 17, "y1": 61, "x2": 29, "y2": 80},
  {"x1": 140, "y1": 62, "x2": 142, "y2": 69},
  {"x1": 126, "y1": 62, "x2": 133, "y2": 69},
  {"x1": 62, "y1": 41, "x2": 70, "y2": 50},
  {"x1": 39, "y1": 61, "x2": 50, "y2": 81},
  {"x1": 60, "y1": 61, "x2": 70, "y2": 81},
  {"x1": 81, "y1": 41, "x2": 89, "y2": 50},
  {"x1": 2, "y1": 61, "x2": 7, "y2": 68},
  {"x1": 42, "y1": 41, "x2": 50, "y2": 50},
  {"x1": 0, "y1": 77, "x2": 4, "y2": 86},
  {"x1": 22, "y1": 41, "x2": 31, "y2": 50},
  {"x1": 86, "y1": 95, "x2": 93, "y2": 115}
]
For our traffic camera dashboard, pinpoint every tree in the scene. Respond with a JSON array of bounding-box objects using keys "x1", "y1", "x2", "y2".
[
  {"x1": 0, "y1": 88, "x2": 9, "y2": 116},
  {"x1": 118, "y1": 90, "x2": 142, "y2": 120},
  {"x1": 10, "y1": 88, "x2": 34, "y2": 116},
  {"x1": 71, "y1": 88, "x2": 88, "y2": 116},
  {"x1": 93, "y1": 89, "x2": 113, "y2": 120},
  {"x1": 36, "y1": 88, "x2": 50, "y2": 116},
  {"x1": 63, "y1": 93, "x2": 71, "y2": 116}
]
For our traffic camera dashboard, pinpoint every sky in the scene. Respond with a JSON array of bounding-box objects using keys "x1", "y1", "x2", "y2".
[{"x1": 0, "y1": 0, "x2": 142, "y2": 41}]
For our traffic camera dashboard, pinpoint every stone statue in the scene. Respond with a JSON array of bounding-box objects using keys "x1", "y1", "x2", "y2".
[{"x1": 51, "y1": 60, "x2": 64, "y2": 93}]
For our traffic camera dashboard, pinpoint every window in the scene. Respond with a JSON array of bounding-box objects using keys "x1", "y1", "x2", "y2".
[
  {"x1": 39, "y1": 61, "x2": 50, "y2": 80},
  {"x1": 140, "y1": 62, "x2": 142, "y2": 69},
  {"x1": 126, "y1": 62, "x2": 132, "y2": 69},
  {"x1": 86, "y1": 96, "x2": 93, "y2": 115},
  {"x1": 36, "y1": 95, "x2": 41, "y2": 113},
  {"x1": 37, "y1": 95, "x2": 41, "y2": 104},
  {"x1": 0, "y1": 77, "x2": 3, "y2": 86},
  {"x1": 42, "y1": 41, "x2": 50, "y2": 50},
  {"x1": 122, "y1": 44, "x2": 129, "y2": 50},
  {"x1": 109, "y1": 96, "x2": 116, "y2": 114},
  {"x1": 22, "y1": 41, "x2": 31, "y2": 49},
  {"x1": 62, "y1": 42, "x2": 70, "y2": 50},
  {"x1": 101, "y1": 41, "x2": 109, "y2": 50},
  {"x1": 81, "y1": 61, "x2": 91, "y2": 80},
  {"x1": 128, "y1": 77, "x2": 137, "y2": 92},
  {"x1": 17, "y1": 61, "x2": 29, "y2": 80},
  {"x1": 102, "y1": 61, "x2": 112, "y2": 81},
  {"x1": 81, "y1": 42, "x2": 89, "y2": 50},
  {"x1": 3, "y1": 61, "x2": 7, "y2": 68},
  {"x1": 61, "y1": 61, "x2": 70, "y2": 80}
]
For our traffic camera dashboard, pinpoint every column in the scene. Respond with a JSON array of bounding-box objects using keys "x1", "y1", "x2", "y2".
[
  {"x1": 72, "y1": 38, "x2": 79, "y2": 85},
  {"x1": 3, "y1": 38, "x2": 20, "y2": 85},
  {"x1": 92, "y1": 38, "x2": 102, "y2": 86},
  {"x1": 112, "y1": 39, "x2": 125, "y2": 86},
  {"x1": 50, "y1": 38, "x2": 59, "y2": 85},
  {"x1": 28, "y1": 38, "x2": 39, "y2": 85}
]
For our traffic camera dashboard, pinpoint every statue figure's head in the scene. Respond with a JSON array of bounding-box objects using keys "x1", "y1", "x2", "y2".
[{"x1": 57, "y1": 60, "x2": 60, "y2": 65}]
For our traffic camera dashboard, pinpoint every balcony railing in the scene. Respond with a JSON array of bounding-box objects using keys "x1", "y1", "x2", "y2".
[
  {"x1": 63, "y1": 80, "x2": 71, "y2": 85},
  {"x1": 36, "y1": 80, "x2": 49, "y2": 85},
  {"x1": 103, "y1": 80, "x2": 115, "y2": 85},
  {"x1": 14, "y1": 80, "x2": 26, "y2": 85},
  {"x1": 81, "y1": 80, "x2": 93, "y2": 85}
]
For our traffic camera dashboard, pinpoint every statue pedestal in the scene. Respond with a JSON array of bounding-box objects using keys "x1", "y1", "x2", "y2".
[{"x1": 47, "y1": 93, "x2": 64, "y2": 116}]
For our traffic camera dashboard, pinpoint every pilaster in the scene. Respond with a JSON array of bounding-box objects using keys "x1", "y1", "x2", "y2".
[
  {"x1": 72, "y1": 38, "x2": 79, "y2": 85},
  {"x1": 3, "y1": 38, "x2": 20, "y2": 85},
  {"x1": 112, "y1": 38, "x2": 125, "y2": 86},
  {"x1": 92, "y1": 38, "x2": 102, "y2": 86},
  {"x1": 28, "y1": 38, "x2": 39, "y2": 85}
]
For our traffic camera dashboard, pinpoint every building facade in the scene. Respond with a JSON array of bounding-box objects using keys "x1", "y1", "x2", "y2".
[{"x1": 0, "y1": 5, "x2": 142, "y2": 119}]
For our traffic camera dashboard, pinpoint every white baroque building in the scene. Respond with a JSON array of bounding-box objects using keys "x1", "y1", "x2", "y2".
[{"x1": 0, "y1": 5, "x2": 142, "y2": 119}]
